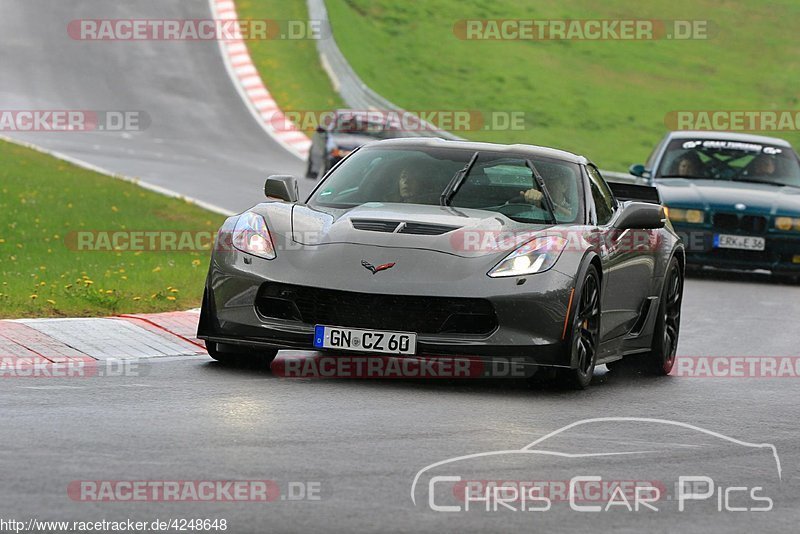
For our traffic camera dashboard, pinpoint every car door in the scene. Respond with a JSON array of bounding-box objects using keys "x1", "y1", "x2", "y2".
[{"x1": 586, "y1": 165, "x2": 656, "y2": 340}]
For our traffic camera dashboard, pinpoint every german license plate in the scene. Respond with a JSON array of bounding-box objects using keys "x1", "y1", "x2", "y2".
[
  {"x1": 313, "y1": 325, "x2": 417, "y2": 355},
  {"x1": 714, "y1": 234, "x2": 765, "y2": 251}
]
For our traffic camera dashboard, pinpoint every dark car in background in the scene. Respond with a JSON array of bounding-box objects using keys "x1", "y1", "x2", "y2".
[
  {"x1": 630, "y1": 131, "x2": 800, "y2": 276},
  {"x1": 305, "y1": 109, "x2": 411, "y2": 179}
]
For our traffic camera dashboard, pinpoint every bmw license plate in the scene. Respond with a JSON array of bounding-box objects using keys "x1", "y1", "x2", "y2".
[
  {"x1": 313, "y1": 325, "x2": 417, "y2": 355},
  {"x1": 714, "y1": 234, "x2": 766, "y2": 251}
]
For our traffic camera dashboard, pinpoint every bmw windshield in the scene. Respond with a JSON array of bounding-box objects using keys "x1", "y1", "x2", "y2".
[
  {"x1": 308, "y1": 146, "x2": 583, "y2": 224},
  {"x1": 656, "y1": 138, "x2": 800, "y2": 187}
]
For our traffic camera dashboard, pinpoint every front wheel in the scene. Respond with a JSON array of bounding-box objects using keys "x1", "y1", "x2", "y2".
[
  {"x1": 557, "y1": 265, "x2": 601, "y2": 389},
  {"x1": 642, "y1": 257, "x2": 683, "y2": 375},
  {"x1": 205, "y1": 341, "x2": 278, "y2": 368}
]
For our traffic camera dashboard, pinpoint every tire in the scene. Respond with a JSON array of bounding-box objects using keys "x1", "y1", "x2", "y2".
[
  {"x1": 205, "y1": 341, "x2": 278, "y2": 368},
  {"x1": 642, "y1": 257, "x2": 683, "y2": 375},
  {"x1": 557, "y1": 264, "x2": 601, "y2": 390}
]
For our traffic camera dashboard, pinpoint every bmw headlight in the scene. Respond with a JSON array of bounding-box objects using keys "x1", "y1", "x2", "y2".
[
  {"x1": 774, "y1": 216, "x2": 800, "y2": 232},
  {"x1": 664, "y1": 206, "x2": 704, "y2": 224},
  {"x1": 488, "y1": 235, "x2": 567, "y2": 277},
  {"x1": 232, "y1": 212, "x2": 276, "y2": 259}
]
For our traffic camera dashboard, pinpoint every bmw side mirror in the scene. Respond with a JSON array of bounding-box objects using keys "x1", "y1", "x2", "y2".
[
  {"x1": 629, "y1": 164, "x2": 648, "y2": 178},
  {"x1": 614, "y1": 202, "x2": 665, "y2": 230},
  {"x1": 264, "y1": 175, "x2": 299, "y2": 202}
]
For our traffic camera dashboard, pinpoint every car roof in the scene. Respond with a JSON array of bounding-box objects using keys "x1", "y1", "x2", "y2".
[
  {"x1": 666, "y1": 130, "x2": 793, "y2": 148},
  {"x1": 362, "y1": 137, "x2": 590, "y2": 165}
]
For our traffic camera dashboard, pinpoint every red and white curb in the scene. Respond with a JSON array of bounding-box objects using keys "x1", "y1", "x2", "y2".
[
  {"x1": 211, "y1": 0, "x2": 312, "y2": 159},
  {"x1": 0, "y1": 311, "x2": 206, "y2": 363}
]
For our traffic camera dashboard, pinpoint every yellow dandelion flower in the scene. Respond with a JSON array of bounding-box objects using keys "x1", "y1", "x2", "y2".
[
  {"x1": 30, "y1": 294, "x2": 37, "y2": 300},
  {"x1": 166, "y1": 296, "x2": 176, "y2": 301},
  {"x1": 133, "y1": 297, "x2": 141, "y2": 301},
  {"x1": 46, "y1": 299, "x2": 56, "y2": 305},
  {"x1": 169, "y1": 288, "x2": 179, "y2": 293},
  {"x1": 152, "y1": 266, "x2": 161, "y2": 272},
  {"x1": 105, "y1": 290, "x2": 113, "y2": 294}
]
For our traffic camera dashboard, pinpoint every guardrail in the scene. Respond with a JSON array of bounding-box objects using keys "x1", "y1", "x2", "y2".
[{"x1": 307, "y1": 0, "x2": 642, "y2": 183}]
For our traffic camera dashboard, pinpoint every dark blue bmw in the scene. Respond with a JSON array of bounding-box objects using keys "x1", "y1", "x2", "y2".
[{"x1": 630, "y1": 131, "x2": 800, "y2": 276}]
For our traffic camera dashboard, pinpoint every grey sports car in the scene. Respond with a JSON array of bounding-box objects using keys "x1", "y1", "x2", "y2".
[{"x1": 198, "y1": 138, "x2": 685, "y2": 388}]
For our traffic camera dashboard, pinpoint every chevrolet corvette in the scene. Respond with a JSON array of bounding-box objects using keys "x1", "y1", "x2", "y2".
[{"x1": 199, "y1": 138, "x2": 685, "y2": 388}]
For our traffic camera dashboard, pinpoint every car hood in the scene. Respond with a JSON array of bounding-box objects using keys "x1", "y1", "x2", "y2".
[
  {"x1": 656, "y1": 178, "x2": 800, "y2": 215},
  {"x1": 279, "y1": 202, "x2": 552, "y2": 259}
]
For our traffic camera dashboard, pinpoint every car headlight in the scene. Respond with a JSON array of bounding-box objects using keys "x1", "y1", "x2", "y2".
[
  {"x1": 232, "y1": 212, "x2": 276, "y2": 259},
  {"x1": 664, "y1": 206, "x2": 705, "y2": 224},
  {"x1": 774, "y1": 216, "x2": 800, "y2": 232},
  {"x1": 488, "y1": 235, "x2": 567, "y2": 277}
]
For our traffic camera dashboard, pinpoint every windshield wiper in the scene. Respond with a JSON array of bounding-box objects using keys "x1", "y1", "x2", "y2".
[
  {"x1": 525, "y1": 159, "x2": 557, "y2": 224},
  {"x1": 440, "y1": 151, "x2": 479, "y2": 206}
]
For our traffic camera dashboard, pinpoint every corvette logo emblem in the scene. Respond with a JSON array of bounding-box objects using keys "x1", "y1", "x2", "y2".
[{"x1": 361, "y1": 260, "x2": 396, "y2": 275}]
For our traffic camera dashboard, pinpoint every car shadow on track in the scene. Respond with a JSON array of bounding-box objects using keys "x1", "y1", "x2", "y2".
[{"x1": 199, "y1": 354, "x2": 674, "y2": 396}]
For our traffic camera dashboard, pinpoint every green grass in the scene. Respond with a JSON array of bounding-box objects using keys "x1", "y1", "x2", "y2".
[
  {"x1": 236, "y1": 0, "x2": 343, "y2": 117},
  {"x1": 243, "y1": 0, "x2": 800, "y2": 171},
  {"x1": 0, "y1": 140, "x2": 224, "y2": 318}
]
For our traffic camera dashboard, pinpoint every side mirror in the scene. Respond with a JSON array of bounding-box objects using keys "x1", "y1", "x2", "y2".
[
  {"x1": 315, "y1": 125, "x2": 326, "y2": 134},
  {"x1": 264, "y1": 175, "x2": 299, "y2": 202},
  {"x1": 614, "y1": 202, "x2": 665, "y2": 230},
  {"x1": 629, "y1": 164, "x2": 648, "y2": 178}
]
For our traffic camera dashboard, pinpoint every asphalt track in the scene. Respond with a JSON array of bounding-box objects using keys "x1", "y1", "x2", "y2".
[
  {"x1": 0, "y1": 0, "x2": 308, "y2": 213},
  {"x1": 1, "y1": 1, "x2": 800, "y2": 533}
]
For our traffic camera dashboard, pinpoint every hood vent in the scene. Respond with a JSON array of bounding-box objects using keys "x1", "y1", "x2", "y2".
[
  {"x1": 350, "y1": 219, "x2": 400, "y2": 232},
  {"x1": 351, "y1": 219, "x2": 460, "y2": 235}
]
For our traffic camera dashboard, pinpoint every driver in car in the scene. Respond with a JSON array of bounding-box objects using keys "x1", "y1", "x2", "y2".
[
  {"x1": 750, "y1": 155, "x2": 777, "y2": 177},
  {"x1": 393, "y1": 167, "x2": 439, "y2": 204},
  {"x1": 519, "y1": 170, "x2": 575, "y2": 219}
]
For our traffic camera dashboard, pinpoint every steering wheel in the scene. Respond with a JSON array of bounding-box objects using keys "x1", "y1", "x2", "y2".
[{"x1": 705, "y1": 158, "x2": 737, "y2": 180}]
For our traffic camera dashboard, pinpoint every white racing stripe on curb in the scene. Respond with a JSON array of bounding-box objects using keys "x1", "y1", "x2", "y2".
[
  {"x1": 210, "y1": 0, "x2": 312, "y2": 159},
  {"x1": 18, "y1": 318, "x2": 200, "y2": 360}
]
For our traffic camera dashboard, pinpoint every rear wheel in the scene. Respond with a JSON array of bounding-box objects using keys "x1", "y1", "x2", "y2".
[
  {"x1": 557, "y1": 265, "x2": 601, "y2": 390},
  {"x1": 205, "y1": 341, "x2": 278, "y2": 368},
  {"x1": 642, "y1": 257, "x2": 683, "y2": 375}
]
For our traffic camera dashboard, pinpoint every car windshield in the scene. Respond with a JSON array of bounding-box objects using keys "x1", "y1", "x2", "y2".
[
  {"x1": 655, "y1": 138, "x2": 800, "y2": 187},
  {"x1": 308, "y1": 146, "x2": 583, "y2": 224}
]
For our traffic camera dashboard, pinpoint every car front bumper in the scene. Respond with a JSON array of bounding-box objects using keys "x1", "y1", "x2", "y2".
[
  {"x1": 674, "y1": 225, "x2": 800, "y2": 274},
  {"x1": 198, "y1": 247, "x2": 578, "y2": 368}
]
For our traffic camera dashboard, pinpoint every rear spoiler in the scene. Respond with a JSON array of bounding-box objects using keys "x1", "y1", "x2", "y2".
[{"x1": 608, "y1": 182, "x2": 661, "y2": 204}]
